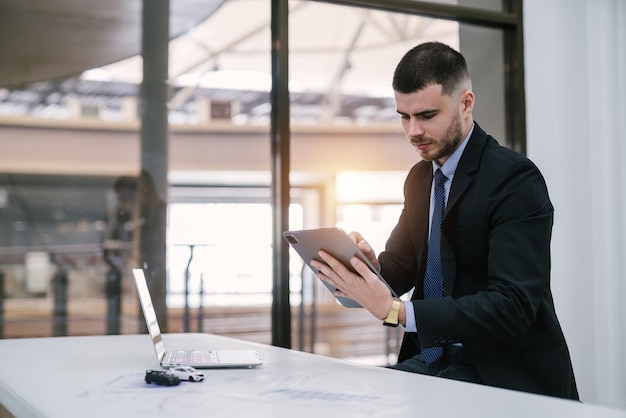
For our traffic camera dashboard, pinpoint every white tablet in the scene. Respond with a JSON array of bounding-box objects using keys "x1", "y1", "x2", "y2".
[{"x1": 283, "y1": 227, "x2": 397, "y2": 308}]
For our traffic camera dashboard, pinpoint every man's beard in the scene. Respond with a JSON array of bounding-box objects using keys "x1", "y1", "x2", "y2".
[{"x1": 421, "y1": 114, "x2": 464, "y2": 163}]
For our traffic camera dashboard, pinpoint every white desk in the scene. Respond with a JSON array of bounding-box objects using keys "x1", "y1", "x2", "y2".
[{"x1": 0, "y1": 333, "x2": 623, "y2": 418}]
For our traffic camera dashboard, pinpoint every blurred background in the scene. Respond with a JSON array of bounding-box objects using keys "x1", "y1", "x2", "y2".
[{"x1": 0, "y1": 0, "x2": 623, "y2": 409}]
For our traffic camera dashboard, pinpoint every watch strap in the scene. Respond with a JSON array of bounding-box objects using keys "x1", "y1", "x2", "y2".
[{"x1": 383, "y1": 297, "x2": 401, "y2": 327}]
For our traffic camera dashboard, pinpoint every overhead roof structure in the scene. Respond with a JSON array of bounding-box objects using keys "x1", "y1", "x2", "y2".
[
  {"x1": 0, "y1": 0, "x2": 225, "y2": 87},
  {"x1": 0, "y1": 0, "x2": 457, "y2": 124}
]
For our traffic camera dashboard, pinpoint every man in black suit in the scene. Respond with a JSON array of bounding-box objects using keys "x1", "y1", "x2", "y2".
[{"x1": 311, "y1": 42, "x2": 579, "y2": 400}]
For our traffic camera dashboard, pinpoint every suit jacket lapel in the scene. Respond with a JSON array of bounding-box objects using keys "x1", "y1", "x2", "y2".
[
  {"x1": 444, "y1": 123, "x2": 487, "y2": 217},
  {"x1": 440, "y1": 124, "x2": 488, "y2": 296},
  {"x1": 413, "y1": 124, "x2": 489, "y2": 298}
]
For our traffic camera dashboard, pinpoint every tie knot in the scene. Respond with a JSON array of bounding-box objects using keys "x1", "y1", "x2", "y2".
[{"x1": 434, "y1": 169, "x2": 447, "y2": 187}]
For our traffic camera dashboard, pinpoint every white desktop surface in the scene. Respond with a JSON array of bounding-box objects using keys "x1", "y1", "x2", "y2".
[{"x1": 0, "y1": 333, "x2": 623, "y2": 418}]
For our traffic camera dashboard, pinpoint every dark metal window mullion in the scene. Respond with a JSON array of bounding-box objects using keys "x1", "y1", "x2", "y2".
[{"x1": 270, "y1": 0, "x2": 292, "y2": 349}]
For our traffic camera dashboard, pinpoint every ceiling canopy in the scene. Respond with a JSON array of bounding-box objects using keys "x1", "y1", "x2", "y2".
[
  {"x1": 0, "y1": 0, "x2": 225, "y2": 88},
  {"x1": 0, "y1": 0, "x2": 458, "y2": 124}
]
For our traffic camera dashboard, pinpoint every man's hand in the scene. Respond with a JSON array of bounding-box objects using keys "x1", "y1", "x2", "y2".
[
  {"x1": 311, "y1": 248, "x2": 393, "y2": 321},
  {"x1": 348, "y1": 231, "x2": 381, "y2": 273}
]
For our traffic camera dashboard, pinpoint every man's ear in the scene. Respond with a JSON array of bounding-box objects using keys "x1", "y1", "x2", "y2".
[{"x1": 461, "y1": 90, "x2": 475, "y2": 114}]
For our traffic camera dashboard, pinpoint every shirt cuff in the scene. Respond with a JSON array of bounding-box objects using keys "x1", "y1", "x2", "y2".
[{"x1": 403, "y1": 301, "x2": 417, "y2": 332}]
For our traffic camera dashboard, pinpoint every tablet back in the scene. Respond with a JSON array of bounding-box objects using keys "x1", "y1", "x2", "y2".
[{"x1": 283, "y1": 227, "x2": 397, "y2": 308}]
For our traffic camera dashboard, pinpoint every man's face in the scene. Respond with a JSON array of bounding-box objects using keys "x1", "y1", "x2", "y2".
[{"x1": 395, "y1": 84, "x2": 473, "y2": 166}]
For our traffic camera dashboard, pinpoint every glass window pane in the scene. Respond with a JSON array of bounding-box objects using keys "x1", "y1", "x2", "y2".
[
  {"x1": 459, "y1": 23, "x2": 506, "y2": 142},
  {"x1": 167, "y1": 203, "x2": 273, "y2": 307},
  {"x1": 0, "y1": 0, "x2": 514, "y2": 365},
  {"x1": 288, "y1": 1, "x2": 508, "y2": 363},
  {"x1": 289, "y1": 0, "x2": 459, "y2": 126}
]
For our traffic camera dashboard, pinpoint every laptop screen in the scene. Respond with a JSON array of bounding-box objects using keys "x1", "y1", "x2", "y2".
[{"x1": 133, "y1": 268, "x2": 166, "y2": 362}]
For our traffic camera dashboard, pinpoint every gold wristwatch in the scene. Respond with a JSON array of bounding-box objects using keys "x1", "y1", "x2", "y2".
[{"x1": 382, "y1": 297, "x2": 401, "y2": 327}]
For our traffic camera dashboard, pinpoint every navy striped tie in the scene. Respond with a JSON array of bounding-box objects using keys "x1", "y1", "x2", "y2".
[{"x1": 422, "y1": 169, "x2": 447, "y2": 364}]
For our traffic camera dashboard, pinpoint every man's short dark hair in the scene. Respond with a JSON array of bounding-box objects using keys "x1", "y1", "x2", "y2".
[{"x1": 392, "y1": 42, "x2": 470, "y2": 96}]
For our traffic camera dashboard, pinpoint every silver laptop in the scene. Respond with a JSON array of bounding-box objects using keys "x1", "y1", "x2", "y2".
[{"x1": 132, "y1": 268, "x2": 262, "y2": 369}]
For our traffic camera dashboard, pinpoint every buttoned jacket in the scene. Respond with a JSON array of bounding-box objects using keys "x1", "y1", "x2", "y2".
[{"x1": 379, "y1": 123, "x2": 578, "y2": 399}]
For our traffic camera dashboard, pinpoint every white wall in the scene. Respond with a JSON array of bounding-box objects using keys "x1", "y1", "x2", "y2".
[{"x1": 524, "y1": 0, "x2": 626, "y2": 410}]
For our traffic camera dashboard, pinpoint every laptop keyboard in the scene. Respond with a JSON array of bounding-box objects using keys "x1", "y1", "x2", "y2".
[{"x1": 167, "y1": 350, "x2": 219, "y2": 364}]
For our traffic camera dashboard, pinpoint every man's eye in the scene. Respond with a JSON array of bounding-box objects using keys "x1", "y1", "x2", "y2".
[{"x1": 421, "y1": 113, "x2": 436, "y2": 120}]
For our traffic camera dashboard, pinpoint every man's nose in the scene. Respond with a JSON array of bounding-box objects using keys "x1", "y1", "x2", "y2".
[{"x1": 406, "y1": 119, "x2": 425, "y2": 138}]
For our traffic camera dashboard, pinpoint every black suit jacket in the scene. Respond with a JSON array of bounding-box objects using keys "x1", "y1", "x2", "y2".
[{"x1": 379, "y1": 123, "x2": 579, "y2": 400}]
